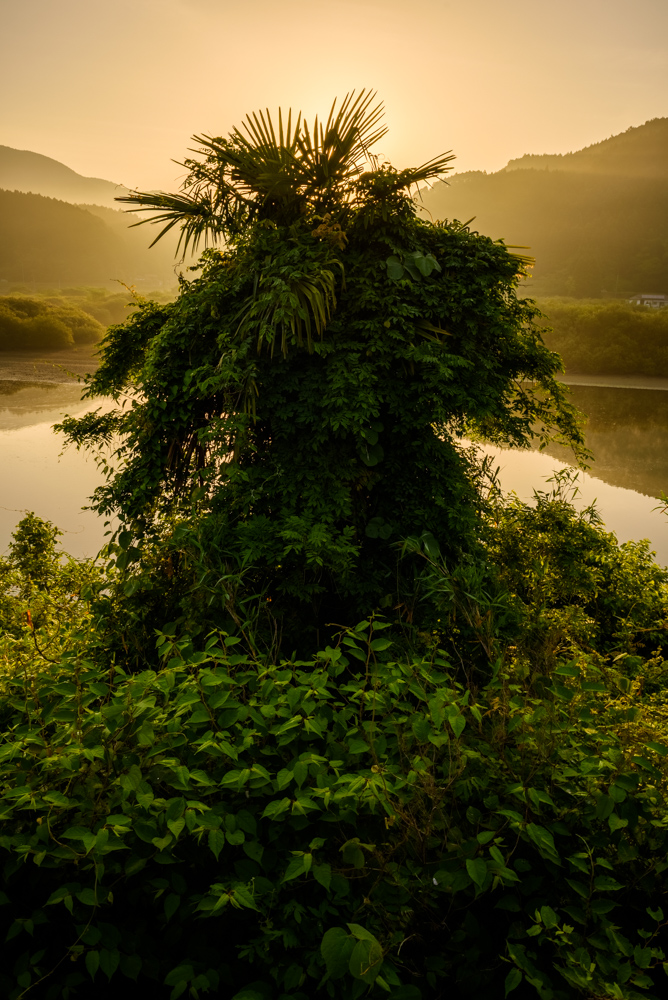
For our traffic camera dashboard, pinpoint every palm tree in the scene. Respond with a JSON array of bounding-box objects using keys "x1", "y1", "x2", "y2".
[{"x1": 116, "y1": 90, "x2": 455, "y2": 254}]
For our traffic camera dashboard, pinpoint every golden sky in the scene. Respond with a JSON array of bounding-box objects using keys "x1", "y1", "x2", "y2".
[{"x1": 2, "y1": 0, "x2": 667, "y2": 190}]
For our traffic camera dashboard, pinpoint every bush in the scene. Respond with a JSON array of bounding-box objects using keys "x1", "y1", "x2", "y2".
[
  {"x1": 536, "y1": 298, "x2": 668, "y2": 377},
  {"x1": 1, "y1": 490, "x2": 668, "y2": 999},
  {"x1": 0, "y1": 617, "x2": 668, "y2": 999},
  {"x1": 0, "y1": 295, "x2": 104, "y2": 350}
]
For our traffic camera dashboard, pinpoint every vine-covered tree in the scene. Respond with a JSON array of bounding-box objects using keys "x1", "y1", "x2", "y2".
[{"x1": 60, "y1": 91, "x2": 582, "y2": 652}]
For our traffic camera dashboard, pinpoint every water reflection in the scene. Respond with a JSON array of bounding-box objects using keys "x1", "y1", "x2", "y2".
[
  {"x1": 477, "y1": 379, "x2": 668, "y2": 567},
  {"x1": 2, "y1": 375, "x2": 668, "y2": 566},
  {"x1": 543, "y1": 383, "x2": 668, "y2": 499},
  {"x1": 0, "y1": 380, "x2": 113, "y2": 559}
]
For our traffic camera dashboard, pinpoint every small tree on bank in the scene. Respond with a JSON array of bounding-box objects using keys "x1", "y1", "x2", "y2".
[{"x1": 60, "y1": 92, "x2": 582, "y2": 654}]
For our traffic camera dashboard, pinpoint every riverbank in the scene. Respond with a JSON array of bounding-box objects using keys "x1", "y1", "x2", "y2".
[
  {"x1": 0, "y1": 344, "x2": 100, "y2": 383},
  {"x1": 560, "y1": 374, "x2": 668, "y2": 391}
]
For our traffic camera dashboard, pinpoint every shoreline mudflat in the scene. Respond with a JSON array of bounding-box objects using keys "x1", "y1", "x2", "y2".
[
  {"x1": 559, "y1": 374, "x2": 668, "y2": 391},
  {"x1": 0, "y1": 345, "x2": 101, "y2": 383}
]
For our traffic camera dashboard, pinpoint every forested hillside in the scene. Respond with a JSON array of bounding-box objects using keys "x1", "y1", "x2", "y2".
[
  {"x1": 420, "y1": 118, "x2": 668, "y2": 297},
  {"x1": 0, "y1": 189, "x2": 186, "y2": 289}
]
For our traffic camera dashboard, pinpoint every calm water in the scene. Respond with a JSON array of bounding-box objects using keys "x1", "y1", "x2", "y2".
[
  {"x1": 1, "y1": 370, "x2": 668, "y2": 564},
  {"x1": 0, "y1": 379, "x2": 114, "y2": 558},
  {"x1": 476, "y1": 378, "x2": 668, "y2": 566}
]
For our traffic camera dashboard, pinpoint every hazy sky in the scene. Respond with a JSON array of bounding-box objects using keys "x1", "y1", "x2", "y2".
[{"x1": 2, "y1": 0, "x2": 667, "y2": 190}]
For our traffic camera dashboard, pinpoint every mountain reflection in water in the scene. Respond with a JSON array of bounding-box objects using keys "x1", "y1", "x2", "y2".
[
  {"x1": 477, "y1": 378, "x2": 668, "y2": 567},
  {"x1": 0, "y1": 379, "x2": 114, "y2": 559}
]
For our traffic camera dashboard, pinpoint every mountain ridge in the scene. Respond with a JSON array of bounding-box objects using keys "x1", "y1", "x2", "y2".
[
  {"x1": 420, "y1": 117, "x2": 668, "y2": 297},
  {"x1": 0, "y1": 145, "x2": 128, "y2": 208}
]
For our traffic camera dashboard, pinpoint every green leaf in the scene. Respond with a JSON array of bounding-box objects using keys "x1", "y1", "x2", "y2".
[
  {"x1": 411, "y1": 717, "x2": 431, "y2": 742},
  {"x1": 261, "y1": 798, "x2": 290, "y2": 820},
  {"x1": 525, "y1": 823, "x2": 560, "y2": 862},
  {"x1": 593, "y1": 876, "x2": 624, "y2": 891},
  {"x1": 449, "y1": 714, "x2": 466, "y2": 739},
  {"x1": 385, "y1": 257, "x2": 405, "y2": 280},
  {"x1": 321, "y1": 927, "x2": 355, "y2": 979},
  {"x1": 505, "y1": 968, "x2": 523, "y2": 997},
  {"x1": 242, "y1": 840, "x2": 264, "y2": 863},
  {"x1": 313, "y1": 863, "x2": 332, "y2": 890},
  {"x1": 634, "y1": 946, "x2": 653, "y2": 969},
  {"x1": 369, "y1": 637, "x2": 392, "y2": 652},
  {"x1": 644, "y1": 741, "x2": 668, "y2": 756},
  {"x1": 540, "y1": 906, "x2": 559, "y2": 929},
  {"x1": 466, "y1": 858, "x2": 488, "y2": 890},
  {"x1": 347, "y1": 924, "x2": 379, "y2": 942},
  {"x1": 349, "y1": 938, "x2": 383, "y2": 983},
  {"x1": 164, "y1": 893, "x2": 180, "y2": 921},
  {"x1": 566, "y1": 879, "x2": 589, "y2": 899},
  {"x1": 76, "y1": 888, "x2": 98, "y2": 907},
  {"x1": 167, "y1": 817, "x2": 185, "y2": 839},
  {"x1": 283, "y1": 856, "x2": 308, "y2": 882},
  {"x1": 230, "y1": 887, "x2": 259, "y2": 910},
  {"x1": 85, "y1": 950, "x2": 99, "y2": 981},
  {"x1": 208, "y1": 828, "x2": 226, "y2": 861}
]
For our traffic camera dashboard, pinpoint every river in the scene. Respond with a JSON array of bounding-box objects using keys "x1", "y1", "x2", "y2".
[{"x1": 1, "y1": 357, "x2": 668, "y2": 564}]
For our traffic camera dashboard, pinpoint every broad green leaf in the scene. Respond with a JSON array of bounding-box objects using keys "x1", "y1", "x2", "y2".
[
  {"x1": 466, "y1": 858, "x2": 488, "y2": 889},
  {"x1": 261, "y1": 798, "x2": 290, "y2": 820},
  {"x1": 505, "y1": 968, "x2": 523, "y2": 997},
  {"x1": 165, "y1": 964, "x2": 194, "y2": 987},
  {"x1": 385, "y1": 257, "x2": 404, "y2": 280},
  {"x1": 313, "y1": 863, "x2": 332, "y2": 890},
  {"x1": 540, "y1": 906, "x2": 559, "y2": 929},
  {"x1": 349, "y1": 937, "x2": 383, "y2": 983},
  {"x1": 230, "y1": 887, "x2": 259, "y2": 910},
  {"x1": 167, "y1": 817, "x2": 185, "y2": 839},
  {"x1": 77, "y1": 888, "x2": 98, "y2": 907},
  {"x1": 208, "y1": 829, "x2": 226, "y2": 860},
  {"x1": 645, "y1": 741, "x2": 668, "y2": 757},
  {"x1": 283, "y1": 856, "x2": 308, "y2": 882},
  {"x1": 593, "y1": 876, "x2": 624, "y2": 891},
  {"x1": 450, "y1": 714, "x2": 466, "y2": 739},
  {"x1": 321, "y1": 927, "x2": 355, "y2": 979},
  {"x1": 85, "y1": 950, "x2": 99, "y2": 981}
]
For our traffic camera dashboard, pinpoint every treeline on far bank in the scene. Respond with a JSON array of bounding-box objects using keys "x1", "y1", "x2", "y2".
[
  {"x1": 536, "y1": 297, "x2": 668, "y2": 377},
  {"x1": 2, "y1": 288, "x2": 666, "y2": 376},
  {"x1": 0, "y1": 287, "x2": 175, "y2": 351}
]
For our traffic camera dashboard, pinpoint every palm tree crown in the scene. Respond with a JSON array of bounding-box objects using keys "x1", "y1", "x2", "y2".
[{"x1": 116, "y1": 91, "x2": 455, "y2": 254}]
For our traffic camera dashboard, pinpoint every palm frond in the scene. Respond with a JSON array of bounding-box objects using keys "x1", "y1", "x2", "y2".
[
  {"x1": 115, "y1": 91, "x2": 453, "y2": 251},
  {"x1": 235, "y1": 262, "x2": 344, "y2": 356},
  {"x1": 115, "y1": 189, "x2": 231, "y2": 254}
]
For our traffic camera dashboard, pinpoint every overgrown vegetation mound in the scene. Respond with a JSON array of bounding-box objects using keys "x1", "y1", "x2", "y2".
[
  {"x1": 1, "y1": 94, "x2": 667, "y2": 999},
  {"x1": 1, "y1": 481, "x2": 668, "y2": 1000},
  {"x1": 0, "y1": 295, "x2": 104, "y2": 350}
]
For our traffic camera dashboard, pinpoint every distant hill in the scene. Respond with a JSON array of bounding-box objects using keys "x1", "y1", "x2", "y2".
[
  {"x1": 0, "y1": 145, "x2": 127, "y2": 208},
  {"x1": 505, "y1": 117, "x2": 668, "y2": 179},
  {"x1": 0, "y1": 189, "x2": 187, "y2": 289},
  {"x1": 420, "y1": 118, "x2": 668, "y2": 297}
]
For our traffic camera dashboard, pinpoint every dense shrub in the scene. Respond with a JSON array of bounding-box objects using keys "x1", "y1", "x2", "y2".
[
  {"x1": 1, "y1": 487, "x2": 668, "y2": 999},
  {"x1": 0, "y1": 295, "x2": 104, "y2": 350},
  {"x1": 3, "y1": 97, "x2": 667, "y2": 1000},
  {"x1": 1, "y1": 602, "x2": 668, "y2": 999},
  {"x1": 536, "y1": 298, "x2": 668, "y2": 377}
]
